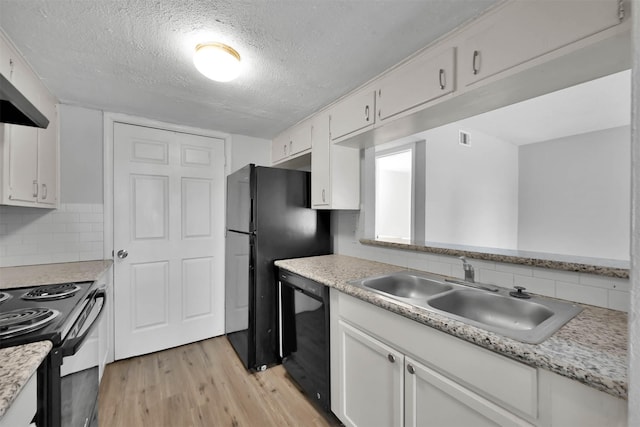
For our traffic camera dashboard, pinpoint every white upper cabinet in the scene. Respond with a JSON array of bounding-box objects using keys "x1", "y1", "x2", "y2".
[
  {"x1": 271, "y1": 132, "x2": 289, "y2": 164},
  {"x1": 271, "y1": 119, "x2": 312, "y2": 165},
  {"x1": 458, "y1": 0, "x2": 624, "y2": 88},
  {"x1": 377, "y1": 46, "x2": 456, "y2": 122},
  {"x1": 329, "y1": 90, "x2": 376, "y2": 142},
  {"x1": 36, "y1": 97, "x2": 58, "y2": 206},
  {"x1": 0, "y1": 32, "x2": 59, "y2": 208},
  {"x1": 311, "y1": 113, "x2": 360, "y2": 209},
  {"x1": 288, "y1": 122, "x2": 312, "y2": 156}
]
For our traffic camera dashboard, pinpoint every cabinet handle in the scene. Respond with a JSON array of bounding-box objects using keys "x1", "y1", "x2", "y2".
[
  {"x1": 407, "y1": 364, "x2": 415, "y2": 374},
  {"x1": 289, "y1": 140, "x2": 293, "y2": 152},
  {"x1": 365, "y1": 105, "x2": 370, "y2": 122},
  {"x1": 472, "y1": 50, "x2": 480, "y2": 75},
  {"x1": 387, "y1": 354, "x2": 396, "y2": 363},
  {"x1": 41, "y1": 183, "x2": 47, "y2": 200},
  {"x1": 322, "y1": 189, "x2": 326, "y2": 203},
  {"x1": 32, "y1": 180, "x2": 38, "y2": 198},
  {"x1": 439, "y1": 68, "x2": 446, "y2": 90},
  {"x1": 283, "y1": 145, "x2": 287, "y2": 155}
]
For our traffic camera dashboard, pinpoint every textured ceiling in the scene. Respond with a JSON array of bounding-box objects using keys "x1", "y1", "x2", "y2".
[{"x1": 0, "y1": 0, "x2": 497, "y2": 138}]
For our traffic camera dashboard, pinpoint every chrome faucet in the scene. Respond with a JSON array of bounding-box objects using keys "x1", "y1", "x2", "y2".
[{"x1": 459, "y1": 256, "x2": 475, "y2": 283}]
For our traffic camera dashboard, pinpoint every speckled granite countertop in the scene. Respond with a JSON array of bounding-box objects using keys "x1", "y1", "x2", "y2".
[
  {"x1": 275, "y1": 254, "x2": 628, "y2": 399},
  {"x1": 0, "y1": 341, "x2": 52, "y2": 419},
  {"x1": 360, "y1": 238, "x2": 630, "y2": 278},
  {"x1": 0, "y1": 260, "x2": 113, "y2": 289}
]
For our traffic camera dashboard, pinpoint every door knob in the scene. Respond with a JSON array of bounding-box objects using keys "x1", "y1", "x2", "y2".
[{"x1": 117, "y1": 249, "x2": 128, "y2": 259}]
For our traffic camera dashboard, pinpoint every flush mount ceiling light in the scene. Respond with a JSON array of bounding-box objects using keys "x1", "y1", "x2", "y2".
[{"x1": 193, "y1": 42, "x2": 241, "y2": 82}]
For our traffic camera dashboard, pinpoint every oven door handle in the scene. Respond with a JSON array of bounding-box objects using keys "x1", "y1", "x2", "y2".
[{"x1": 61, "y1": 288, "x2": 107, "y2": 357}]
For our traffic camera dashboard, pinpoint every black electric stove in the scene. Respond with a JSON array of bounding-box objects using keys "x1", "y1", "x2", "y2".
[
  {"x1": 0, "y1": 281, "x2": 106, "y2": 427},
  {"x1": 0, "y1": 281, "x2": 96, "y2": 349}
]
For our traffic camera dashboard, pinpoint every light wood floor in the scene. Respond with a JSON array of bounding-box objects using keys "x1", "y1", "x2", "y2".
[{"x1": 98, "y1": 336, "x2": 340, "y2": 427}]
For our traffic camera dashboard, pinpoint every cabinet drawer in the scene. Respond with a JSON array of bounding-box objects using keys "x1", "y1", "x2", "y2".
[
  {"x1": 377, "y1": 46, "x2": 455, "y2": 121},
  {"x1": 459, "y1": 0, "x2": 622, "y2": 88},
  {"x1": 338, "y1": 292, "x2": 538, "y2": 418},
  {"x1": 329, "y1": 90, "x2": 375, "y2": 141}
]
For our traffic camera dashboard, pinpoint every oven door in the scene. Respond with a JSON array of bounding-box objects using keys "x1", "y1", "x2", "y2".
[
  {"x1": 62, "y1": 288, "x2": 106, "y2": 427},
  {"x1": 38, "y1": 288, "x2": 106, "y2": 427}
]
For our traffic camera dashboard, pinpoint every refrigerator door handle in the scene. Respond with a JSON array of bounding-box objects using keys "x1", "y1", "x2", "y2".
[{"x1": 250, "y1": 198, "x2": 254, "y2": 230}]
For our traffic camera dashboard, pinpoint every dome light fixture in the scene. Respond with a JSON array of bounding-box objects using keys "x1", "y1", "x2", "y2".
[{"x1": 193, "y1": 42, "x2": 241, "y2": 82}]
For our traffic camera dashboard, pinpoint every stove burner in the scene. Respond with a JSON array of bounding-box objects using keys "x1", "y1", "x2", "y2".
[
  {"x1": 22, "y1": 283, "x2": 81, "y2": 301},
  {"x1": 0, "y1": 307, "x2": 60, "y2": 339},
  {"x1": 0, "y1": 292, "x2": 10, "y2": 304}
]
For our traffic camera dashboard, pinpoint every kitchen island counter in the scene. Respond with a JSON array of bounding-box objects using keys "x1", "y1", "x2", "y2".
[
  {"x1": 0, "y1": 260, "x2": 113, "y2": 289},
  {"x1": 0, "y1": 341, "x2": 52, "y2": 419},
  {"x1": 275, "y1": 254, "x2": 627, "y2": 399}
]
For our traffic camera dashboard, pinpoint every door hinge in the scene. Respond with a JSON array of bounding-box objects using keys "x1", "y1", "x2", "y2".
[{"x1": 618, "y1": 0, "x2": 625, "y2": 22}]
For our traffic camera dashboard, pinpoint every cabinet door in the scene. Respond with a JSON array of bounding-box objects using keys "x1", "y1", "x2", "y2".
[
  {"x1": 377, "y1": 47, "x2": 455, "y2": 121},
  {"x1": 37, "y1": 102, "x2": 57, "y2": 206},
  {"x1": 271, "y1": 132, "x2": 289, "y2": 164},
  {"x1": 404, "y1": 356, "x2": 532, "y2": 427},
  {"x1": 459, "y1": 0, "x2": 622, "y2": 88},
  {"x1": 311, "y1": 114, "x2": 330, "y2": 207},
  {"x1": 6, "y1": 124, "x2": 38, "y2": 204},
  {"x1": 329, "y1": 90, "x2": 375, "y2": 141},
  {"x1": 289, "y1": 122, "x2": 312, "y2": 156},
  {"x1": 337, "y1": 320, "x2": 404, "y2": 427}
]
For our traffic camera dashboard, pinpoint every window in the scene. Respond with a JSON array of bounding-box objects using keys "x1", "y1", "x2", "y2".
[{"x1": 370, "y1": 141, "x2": 425, "y2": 243}]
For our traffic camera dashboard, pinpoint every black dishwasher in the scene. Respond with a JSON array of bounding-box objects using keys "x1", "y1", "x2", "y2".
[{"x1": 278, "y1": 269, "x2": 331, "y2": 412}]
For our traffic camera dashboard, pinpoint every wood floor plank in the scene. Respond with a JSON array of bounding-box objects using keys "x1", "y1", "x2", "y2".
[{"x1": 99, "y1": 336, "x2": 341, "y2": 427}]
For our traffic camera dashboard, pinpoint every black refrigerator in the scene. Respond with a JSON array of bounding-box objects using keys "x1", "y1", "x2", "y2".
[{"x1": 225, "y1": 164, "x2": 331, "y2": 371}]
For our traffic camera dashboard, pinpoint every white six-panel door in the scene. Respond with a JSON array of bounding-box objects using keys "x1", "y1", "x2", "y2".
[{"x1": 113, "y1": 122, "x2": 225, "y2": 359}]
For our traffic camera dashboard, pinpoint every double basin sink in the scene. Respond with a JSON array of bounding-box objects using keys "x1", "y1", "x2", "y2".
[{"x1": 349, "y1": 270, "x2": 582, "y2": 344}]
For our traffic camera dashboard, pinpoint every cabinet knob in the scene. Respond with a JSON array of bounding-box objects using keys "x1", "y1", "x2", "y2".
[
  {"x1": 387, "y1": 353, "x2": 396, "y2": 363},
  {"x1": 439, "y1": 68, "x2": 446, "y2": 90},
  {"x1": 472, "y1": 50, "x2": 481, "y2": 75},
  {"x1": 407, "y1": 364, "x2": 415, "y2": 374}
]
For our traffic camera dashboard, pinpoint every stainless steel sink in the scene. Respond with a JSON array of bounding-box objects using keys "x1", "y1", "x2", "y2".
[
  {"x1": 428, "y1": 290, "x2": 554, "y2": 331},
  {"x1": 360, "y1": 271, "x2": 452, "y2": 299},
  {"x1": 349, "y1": 271, "x2": 583, "y2": 344}
]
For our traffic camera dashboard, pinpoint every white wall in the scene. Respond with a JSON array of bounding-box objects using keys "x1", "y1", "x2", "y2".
[
  {"x1": 59, "y1": 104, "x2": 104, "y2": 204},
  {"x1": 228, "y1": 134, "x2": 271, "y2": 174},
  {"x1": 518, "y1": 126, "x2": 630, "y2": 260},
  {"x1": 376, "y1": 169, "x2": 411, "y2": 240},
  {"x1": 0, "y1": 203, "x2": 104, "y2": 267},
  {"x1": 424, "y1": 125, "x2": 519, "y2": 249}
]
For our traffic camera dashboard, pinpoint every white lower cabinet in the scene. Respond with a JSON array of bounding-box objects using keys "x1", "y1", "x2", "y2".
[
  {"x1": 330, "y1": 289, "x2": 627, "y2": 427},
  {"x1": 405, "y1": 355, "x2": 531, "y2": 427},
  {"x1": 338, "y1": 320, "x2": 404, "y2": 427},
  {"x1": 337, "y1": 318, "x2": 530, "y2": 427},
  {"x1": 0, "y1": 372, "x2": 36, "y2": 427}
]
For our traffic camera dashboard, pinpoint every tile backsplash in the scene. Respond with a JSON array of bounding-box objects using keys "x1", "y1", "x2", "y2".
[
  {"x1": 332, "y1": 211, "x2": 630, "y2": 313},
  {"x1": 0, "y1": 203, "x2": 104, "y2": 267}
]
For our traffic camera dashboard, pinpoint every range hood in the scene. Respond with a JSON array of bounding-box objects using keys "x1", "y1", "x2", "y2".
[{"x1": 0, "y1": 73, "x2": 49, "y2": 128}]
